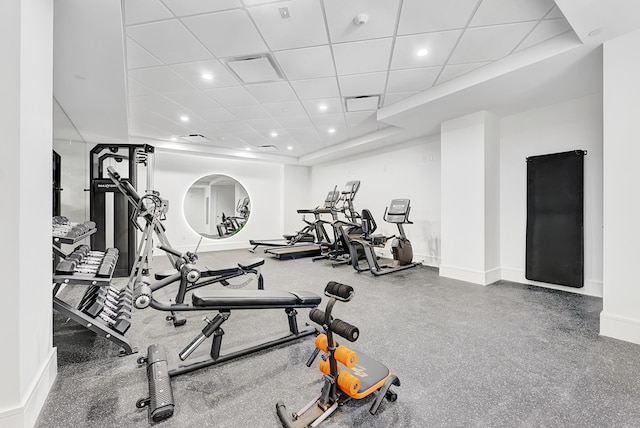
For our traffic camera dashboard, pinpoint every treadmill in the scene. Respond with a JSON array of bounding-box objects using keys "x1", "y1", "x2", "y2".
[{"x1": 264, "y1": 190, "x2": 341, "y2": 260}]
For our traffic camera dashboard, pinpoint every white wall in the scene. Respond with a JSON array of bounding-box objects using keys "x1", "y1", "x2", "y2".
[
  {"x1": 283, "y1": 165, "x2": 311, "y2": 235},
  {"x1": 310, "y1": 137, "x2": 441, "y2": 266},
  {"x1": 499, "y1": 93, "x2": 603, "y2": 296},
  {"x1": 52, "y1": 139, "x2": 89, "y2": 221},
  {"x1": 154, "y1": 150, "x2": 287, "y2": 252},
  {"x1": 601, "y1": 28, "x2": 640, "y2": 344}
]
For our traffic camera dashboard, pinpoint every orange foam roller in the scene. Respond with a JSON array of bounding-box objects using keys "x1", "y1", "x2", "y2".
[
  {"x1": 334, "y1": 346, "x2": 357, "y2": 368},
  {"x1": 318, "y1": 358, "x2": 332, "y2": 375},
  {"x1": 315, "y1": 334, "x2": 334, "y2": 352},
  {"x1": 337, "y1": 371, "x2": 360, "y2": 397}
]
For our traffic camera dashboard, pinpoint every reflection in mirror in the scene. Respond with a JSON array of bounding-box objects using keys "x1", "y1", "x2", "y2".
[{"x1": 184, "y1": 174, "x2": 250, "y2": 239}]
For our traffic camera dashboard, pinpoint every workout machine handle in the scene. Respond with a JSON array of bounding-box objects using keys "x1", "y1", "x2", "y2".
[
  {"x1": 324, "y1": 281, "x2": 354, "y2": 301},
  {"x1": 309, "y1": 309, "x2": 359, "y2": 342},
  {"x1": 158, "y1": 244, "x2": 182, "y2": 258}
]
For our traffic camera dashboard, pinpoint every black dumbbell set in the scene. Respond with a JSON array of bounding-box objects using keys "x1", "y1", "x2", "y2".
[
  {"x1": 78, "y1": 284, "x2": 133, "y2": 335},
  {"x1": 52, "y1": 216, "x2": 98, "y2": 241},
  {"x1": 55, "y1": 245, "x2": 119, "y2": 278}
]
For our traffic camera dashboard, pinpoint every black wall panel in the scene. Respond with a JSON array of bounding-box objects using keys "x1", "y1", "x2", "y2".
[{"x1": 525, "y1": 150, "x2": 585, "y2": 288}]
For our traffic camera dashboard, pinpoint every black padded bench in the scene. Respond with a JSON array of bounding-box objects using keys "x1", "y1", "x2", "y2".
[{"x1": 192, "y1": 289, "x2": 320, "y2": 309}]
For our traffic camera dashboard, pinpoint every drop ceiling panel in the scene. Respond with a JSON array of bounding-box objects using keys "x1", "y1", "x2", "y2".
[
  {"x1": 436, "y1": 62, "x2": 490, "y2": 84},
  {"x1": 274, "y1": 46, "x2": 336, "y2": 80},
  {"x1": 226, "y1": 105, "x2": 271, "y2": 120},
  {"x1": 245, "y1": 118, "x2": 282, "y2": 130},
  {"x1": 204, "y1": 86, "x2": 258, "y2": 106},
  {"x1": 387, "y1": 67, "x2": 441, "y2": 93},
  {"x1": 130, "y1": 94, "x2": 197, "y2": 123},
  {"x1": 546, "y1": 6, "x2": 564, "y2": 19},
  {"x1": 249, "y1": 0, "x2": 328, "y2": 51},
  {"x1": 333, "y1": 38, "x2": 393, "y2": 76},
  {"x1": 164, "y1": 91, "x2": 220, "y2": 111},
  {"x1": 290, "y1": 77, "x2": 340, "y2": 100},
  {"x1": 287, "y1": 128, "x2": 322, "y2": 143},
  {"x1": 129, "y1": 66, "x2": 195, "y2": 92},
  {"x1": 162, "y1": 0, "x2": 242, "y2": 17},
  {"x1": 323, "y1": 0, "x2": 400, "y2": 43},
  {"x1": 516, "y1": 19, "x2": 572, "y2": 52},
  {"x1": 234, "y1": 130, "x2": 270, "y2": 146},
  {"x1": 391, "y1": 30, "x2": 463, "y2": 69},
  {"x1": 124, "y1": 0, "x2": 172, "y2": 25},
  {"x1": 245, "y1": 82, "x2": 298, "y2": 103},
  {"x1": 262, "y1": 101, "x2": 307, "y2": 117},
  {"x1": 311, "y1": 113, "x2": 345, "y2": 128},
  {"x1": 470, "y1": 0, "x2": 556, "y2": 27},
  {"x1": 183, "y1": 10, "x2": 268, "y2": 58},
  {"x1": 277, "y1": 116, "x2": 314, "y2": 128},
  {"x1": 398, "y1": 0, "x2": 479, "y2": 34},
  {"x1": 449, "y1": 22, "x2": 538, "y2": 64},
  {"x1": 170, "y1": 60, "x2": 239, "y2": 89},
  {"x1": 215, "y1": 121, "x2": 251, "y2": 132},
  {"x1": 198, "y1": 108, "x2": 238, "y2": 122},
  {"x1": 383, "y1": 91, "x2": 419, "y2": 107},
  {"x1": 302, "y1": 97, "x2": 343, "y2": 116},
  {"x1": 126, "y1": 38, "x2": 162, "y2": 69},
  {"x1": 127, "y1": 20, "x2": 212, "y2": 64},
  {"x1": 127, "y1": 78, "x2": 154, "y2": 97},
  {"x1": 338, "y1": 72, "x2": 387, "y2": 97}
]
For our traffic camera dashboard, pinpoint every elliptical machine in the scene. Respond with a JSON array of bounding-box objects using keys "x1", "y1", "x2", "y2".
[
  {"x1": 276, "y1": 281, "x2": 400, "y2": 427},
  {"x1": 347, "y1": 199, "x2": 419, "y2": 276}
]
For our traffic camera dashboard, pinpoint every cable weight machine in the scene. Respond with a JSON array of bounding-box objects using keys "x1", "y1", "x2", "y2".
[{"x1": 89, "y1": 144, "x2": 154, "y2": 277}]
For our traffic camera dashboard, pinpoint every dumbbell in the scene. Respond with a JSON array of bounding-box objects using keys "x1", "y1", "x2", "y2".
[
  {"x1": 79, "y1": 285, "x2": 132, "y2": 309},
  {"x1": 80, "y1": 292, "x2": 131, "y2": 318},
  {"x1": 96, "y1": 307, "x2": 132, "y2": 334},
  {"x1": 55, "y1": 260, "x2": 77, "y2": 275}
]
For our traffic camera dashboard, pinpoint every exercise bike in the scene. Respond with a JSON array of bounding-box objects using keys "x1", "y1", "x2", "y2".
[{"x1": 276, "y1": 281, "x2": 400, "y2": 427}]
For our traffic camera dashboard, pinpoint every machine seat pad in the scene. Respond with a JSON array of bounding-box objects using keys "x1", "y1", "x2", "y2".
[
  {"x1": 238, "y1": 258, "x2": 265, "y2": 270},
  {"x1": 342, "y1": 351, "x2": 391, "y2": 399},
  {"x1": 192, "y1": 289, "x2": 321, "y2": 309}
]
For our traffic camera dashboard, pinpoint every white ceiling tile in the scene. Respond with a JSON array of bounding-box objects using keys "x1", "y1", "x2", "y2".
[
  {"x1": 126, "y1": 38, "x2": 162, "y2": 69},
  {"x1": 302, "y1": 98, "x2": 343, "y2": 116},
  {"x1": 318, "y1": 125, "x2": 348, "y2": 144},
  {"x1": 127, "y1": 20, "x2": 212, "y2": 64},
  {"x1": 391, "y1": 30, "x2": 463, "y2": 69},
  {"x1": 129, "y1": 66, "x2": 195, "y2": 92},
  {"x1": 347, "y1": 112, "x2": 379, "y2": 138},
  {"x1": 198, "y1": 108, "x2": 238, "y2": 122},
  {"x1": 275, "y1": 46, "x2": 336, "y2": 80},
  {"x1": 277, "y1": 116, "x2": 314, "y2": 128},
  {"x1": 162, "y1": 0, "x2": 242, "y2": 17},
  {"x1": 245, "y1": 82, "x2": 298, "y2": 103},
  {"x1": 311, "y1": 113, "x2": 344, "y2": 128},
  {"x1": 345, "y1": 111, "x2": 376, "y2": 126},
  {"x1": 398, "y1": 0, "x2": 479, "y2": 34},
  {"x1": 241, "y1": 0, "x2": 277, "y2": 6},
  {"x1": 204, "y1": 86, "x2": 258, "y2": 106},
  {"x1": 436, "y1": 62, "x2": 490, "y2": 84},
  {"x1": 333, "y1": 38, "x2": 393, "y2": 76},
  {"x1": 234, "y1": 130, "x2": 270, "y2": 146},
  {"x1": 287, "y1": 128, "x2": 321, "y2": 143},
  {"x1": 183, "y1": 10, "x2": 268, "y2": 58},
  {"x1": 128, "y1": 78, "x2": 155, "y2": 97},
  {"x1": 262, "y1": 101, "x2": 307, "y2": 117},
  {"x1": 470, "y1": 0, "x2": 557, "y2": 27},
  {"x1": 324, "y1": 0, "x2": 400, "y2": 43},
  {"x1": 545, "y1": 6, "x2": 564, "y2": 19},
  {"x1": 248, "y1": 0, "x2": 328, "y2": 51},
  {"x1": 449, "y1": 22, "x2": 538, "y2": 64},
  {"x1": 382, "y1": 92, "x2": 419, "y2": 106},
  {"x1": 245, "y1": 118, "x2": 282, "y2": 130},
  {"x1": 124, "y1": 0, "x2": 172, "y2": 25},
  {"x1": 226, "y1": 105, "x2": 271, "y2": 120},
  {"x1": 170, "y1": 60, "x2": 239, "y2": 88},
  {"x1": 387, "y1": 67, "x2": 440, "y2": 93},
  {"x1": 164, "y1": 91, "x2": 220, "y2": 111},
  {"x1": 215, "y1": 121, "x2": 251, "y2": 132},
  {"x1": 130, "y1": 94, "x2": 197, "y2": 122},
  {"x1": 516, "y1": 19, "x2": 572, "y2": 52},
  {"x1": 338, "y1": 72, "x2": 387, "y2": 97},
  {"x1": 290, "y1": 77, "x2": 340, "y2": 100}
]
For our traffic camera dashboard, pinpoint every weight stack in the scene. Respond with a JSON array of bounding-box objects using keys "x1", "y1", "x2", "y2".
[{"x1": 146, "y1": 344, "x2": 175, "y2": 422}]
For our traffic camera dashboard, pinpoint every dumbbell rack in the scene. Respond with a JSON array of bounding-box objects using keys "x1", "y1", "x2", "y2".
[{"x1": 52, "y1": 221, "x2": 136, "y2": 356}]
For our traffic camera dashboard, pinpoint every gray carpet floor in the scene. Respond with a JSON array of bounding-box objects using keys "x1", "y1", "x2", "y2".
[{"x1": 38, "y1": 249, "x2": 640, "y2": 427}]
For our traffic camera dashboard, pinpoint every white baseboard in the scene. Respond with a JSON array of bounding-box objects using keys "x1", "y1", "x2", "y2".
[
  {"x1": 500, "y1": 267, "x2": 603, "y2": 297},
  {"x1": 439, "y1": 265, "x2": 500, "y2": 285},
  {"x1": 0, "y1": 348, "x2": 57, "y2": 428},
  {"x1": 600, "y1": 312, "x2": 640, "y2": 345}
]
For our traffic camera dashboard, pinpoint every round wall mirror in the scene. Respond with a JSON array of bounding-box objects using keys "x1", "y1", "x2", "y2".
[{"x1": 183, "y1": 174, "x2": 250, "y2": 239}]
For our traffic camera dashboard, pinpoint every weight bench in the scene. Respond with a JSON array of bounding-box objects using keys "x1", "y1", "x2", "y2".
[{"x1": 137, "y1": 288, "x2": 321, "y2": 422}]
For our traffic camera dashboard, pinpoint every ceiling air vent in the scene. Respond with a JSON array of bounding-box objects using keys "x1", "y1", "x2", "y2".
[
  {"x1": 181, "y1": 134, "x2": 210, "y2": 143},
  {"x1": 345, "y1": 95, "x2": 380, "y2": 112},
  {"x1": 226, "y1": 54, "x2": 282, "y2": 84},
  {"x1": 257, "y1": 144, "x2": 279, "y2": 152}
]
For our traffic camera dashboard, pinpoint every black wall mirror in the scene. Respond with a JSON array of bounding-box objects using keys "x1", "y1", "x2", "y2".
[{"x1": 183, "y1": 174, "x2": 250, "y2": 239}]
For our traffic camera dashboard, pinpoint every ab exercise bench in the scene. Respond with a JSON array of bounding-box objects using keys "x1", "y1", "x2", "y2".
[
  {"x1": 277, "y1": 281, "x2": 400, "y2": 427},
  {"x1": 133, "y1": 245, "x2": 321, "y2": 422}
]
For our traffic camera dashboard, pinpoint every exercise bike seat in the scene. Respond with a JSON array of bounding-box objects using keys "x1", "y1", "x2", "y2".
[{"x1": 339, "y1": 352, "x2": 391, "y2": 399}]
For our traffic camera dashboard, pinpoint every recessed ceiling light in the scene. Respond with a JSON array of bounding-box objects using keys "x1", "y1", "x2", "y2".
[
  {"x1": 201, "y1": 72, "x2": 213, "y2": 80},
  {"x1": 287, "y1": 146, "x2": 293, "y2": 150},
  {"x1": 180, "y1": 115, "x2": 189, "y2": 122},
  {"x1": 318, "y1": 104, "x2": 328, "y2": 112},
  {"x1": 328, "y1": 128, "x2": 336, "y2": 134},
  {"x1": 270, "y1": 131, "x2": 278, "y2": 137},
  {"x1": 170, "y1": 137, "x2": 177, "y2": 142},
  {"x1": 245, "y1": 147, "x2": 251, "y2": 151},
  {"x1": 416, "y1": 48, "x2": 428, "y2": 57}
]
